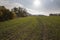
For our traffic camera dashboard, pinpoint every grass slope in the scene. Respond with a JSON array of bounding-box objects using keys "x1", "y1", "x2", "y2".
[{"x1": 0, "y1": 16, "x2": 60, "y2": 40}]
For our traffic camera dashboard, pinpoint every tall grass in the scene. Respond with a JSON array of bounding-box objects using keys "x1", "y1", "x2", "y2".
[{"x1": 0, "y1": 16, "x2": 60, "y2": 40}]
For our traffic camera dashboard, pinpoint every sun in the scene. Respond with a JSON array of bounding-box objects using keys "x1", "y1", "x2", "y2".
[{"x1": 33, "y1": 0, "x2": 41, "y2": 7}]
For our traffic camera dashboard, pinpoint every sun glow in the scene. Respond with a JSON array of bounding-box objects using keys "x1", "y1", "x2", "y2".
[{"x1": 33, "y1": 0, "x2": 41, "y2": 7}]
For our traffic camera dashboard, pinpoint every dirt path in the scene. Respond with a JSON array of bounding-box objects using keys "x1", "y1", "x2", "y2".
[{"x1": 37, "y1": 17, "x2": 48, "y2": 40}]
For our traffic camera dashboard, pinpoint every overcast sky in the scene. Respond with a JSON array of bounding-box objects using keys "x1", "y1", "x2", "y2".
[{"x1": 0, "y1": 0, "x2": 60, "y2": 16}]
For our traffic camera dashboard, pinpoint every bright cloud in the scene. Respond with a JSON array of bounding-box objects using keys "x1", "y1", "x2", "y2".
[
  {"x1": 33, "y1": 0, "x2": 40, "y2": 7},
  {"x1": 0, "y1": 0, "x2": 60, "y2": 16},
  {"x1": 0, "y1": 0, "x2": 24, "y2": 9},
  {"x1": 26, "y1": 8, "x2": 49, "y2": 16},
  {"x1": 32, "y1": 0, "x2": 42, "y2": 9}
]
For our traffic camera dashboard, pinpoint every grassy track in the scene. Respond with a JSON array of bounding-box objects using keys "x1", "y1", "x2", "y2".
[{"x1": 0, "y1": 16, "x2": 60, "y2": 40}]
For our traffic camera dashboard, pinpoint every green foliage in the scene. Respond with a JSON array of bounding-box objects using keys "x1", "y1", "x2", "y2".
[
  {"x1": 12, "y1": 7, "x2": 28, "y2": 17},
  {"x1": 0, "y1": 6, "x2": 29, "y2": 21},
  {"x1": 9, "y1": 12, "x2": 16, "y2": 19},
  {"x1": 0, "y1": 6, "x2": 11, "y2": 21}
]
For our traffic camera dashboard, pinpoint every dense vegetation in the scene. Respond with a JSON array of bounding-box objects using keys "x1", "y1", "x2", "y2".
[
  {"x1": 50, "y1": 14, "x2": 60, "y2": 16},
  {"x1": 0, "y1": 16, "x2": 60, "y2": 40},
  {"x1": 0, "y1": 6, "x2": 30, "y2": 21}
]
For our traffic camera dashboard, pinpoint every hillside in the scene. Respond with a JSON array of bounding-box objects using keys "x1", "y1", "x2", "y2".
[{"x1": 0, "y1": 16, "x2": 60, "y2": 40}]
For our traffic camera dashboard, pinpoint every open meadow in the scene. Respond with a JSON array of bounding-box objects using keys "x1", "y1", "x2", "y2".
[{"x1": 0, "y1": 16, "x2": 60, "y2": 40}]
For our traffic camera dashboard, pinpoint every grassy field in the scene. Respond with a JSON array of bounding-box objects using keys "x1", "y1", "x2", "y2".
[{"x1": 0, "y1": 16, "x2": 60, "y2": 40}]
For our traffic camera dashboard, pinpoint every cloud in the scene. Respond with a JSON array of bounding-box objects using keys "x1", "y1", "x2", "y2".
[
  {"x1": 50, "y1": 0, "x2": 54, "y2": 2},
  {"x1": 0, "y1": 0, "x2": 24, "y2": 9},
  {"x1": 0, "y1": 0, "x2": 60, "y2": 16},
  {"x1": 26, "y1": 8, "x2": 49, "y2": 16},
  {"x1": 5, "y1": 3, "x2": 24, "y2": 9}
]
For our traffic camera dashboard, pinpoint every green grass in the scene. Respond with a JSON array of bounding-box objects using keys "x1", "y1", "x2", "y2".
[{"x1": 0, "y1": 16, "x2": 60, "y2": 40}]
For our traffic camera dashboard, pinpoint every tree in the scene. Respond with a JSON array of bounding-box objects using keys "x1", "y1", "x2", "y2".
[
  {"x1": 9, "y1": 12, "x2": 16, "y2": 19},
  {"x1": 0, "y1": 6, "x2": 31, "y2": 21},
  {"x1": 11, "y1": 7, "x2": 28, "y2": 17},
  {"x1": 0, "y1": 6, "x2": 16, "y2": 21},
  {"x1": 0, "y1": 6, "x2": 8, "y2": 21}
]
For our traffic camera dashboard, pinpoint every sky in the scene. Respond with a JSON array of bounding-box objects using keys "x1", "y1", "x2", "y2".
[{"x1": 0, "y1": 0, "x2": 60, "y2": 16}]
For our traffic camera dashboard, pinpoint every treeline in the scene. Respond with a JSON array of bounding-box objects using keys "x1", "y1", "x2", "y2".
[
  {"x1": 0, "y1": 6, "x2": 30, "y2": 21},
  {"x1": 49, "y1": 14, "x2": 60, "y2": 16}
]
